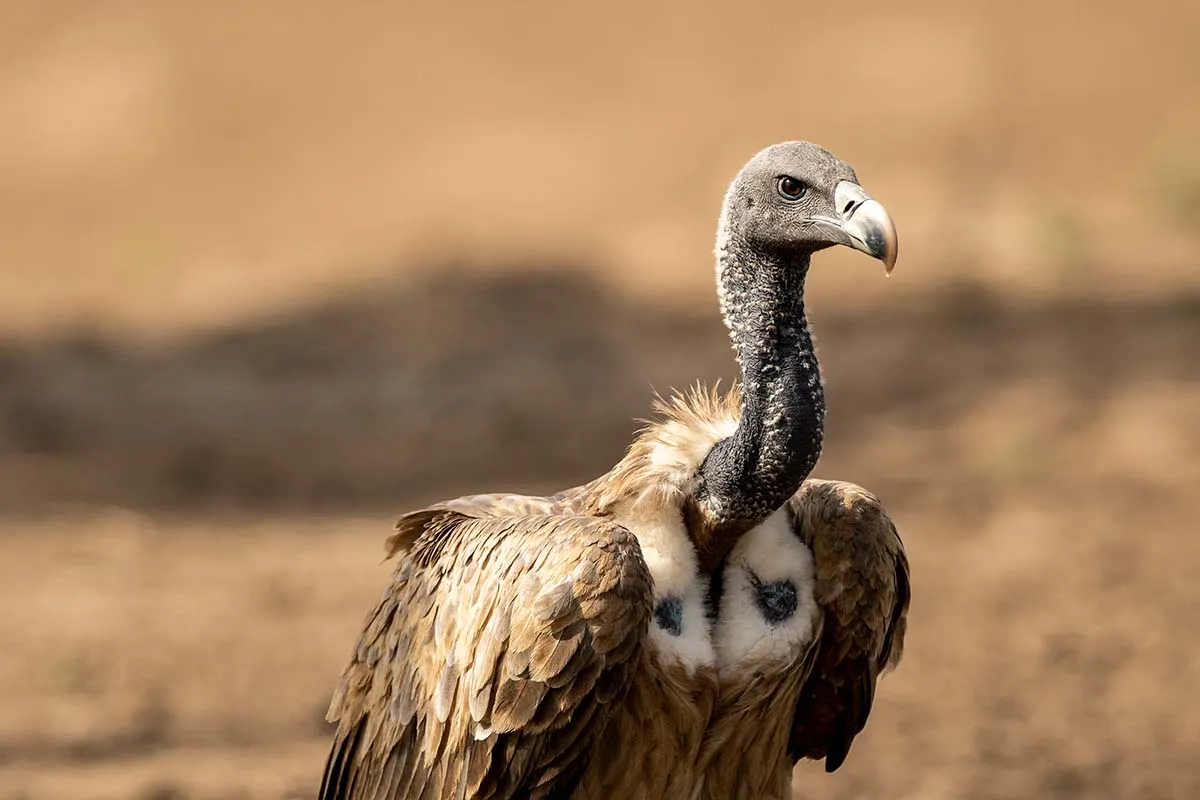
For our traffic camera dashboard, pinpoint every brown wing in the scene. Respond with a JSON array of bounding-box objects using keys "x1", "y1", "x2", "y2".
[
  {"x1": 786, "y1": 479, "x2": 910, "y2": 773},
  {"x1": 426, "y1": 488, "x2": 590, "y2": 520},
  {"x1": 320, "y1": 507, "x2": 653, "y2": 800}
]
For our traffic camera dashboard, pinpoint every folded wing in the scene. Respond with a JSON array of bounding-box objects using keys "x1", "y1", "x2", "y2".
[
  {"x1": 787, "y1": 479, "x2": 911, "y2": 773},
  {"x1": 320, "y1": 507, "x2": 653, "y2": 800}
]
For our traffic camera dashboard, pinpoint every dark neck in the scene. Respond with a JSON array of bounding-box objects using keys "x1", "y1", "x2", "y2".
[{"x1": 696, "y1": 239, "x2": 824, "y2": 542}]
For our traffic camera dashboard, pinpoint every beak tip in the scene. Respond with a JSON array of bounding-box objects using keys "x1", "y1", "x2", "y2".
[
  {"x1": 830, "y1": 184, "x2": 899, "y2": 275},
  {"x1": 877, "y1": 208, "x2": 898, "y2": 276}
]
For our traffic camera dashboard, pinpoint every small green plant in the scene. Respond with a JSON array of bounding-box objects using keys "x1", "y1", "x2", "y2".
[
  {"x1": 1148, "y1": 137, "x2": 1200, "y2": 232},
  {"x1": 1035, "y1": 204, "x2": 1092, "y2": 274}
]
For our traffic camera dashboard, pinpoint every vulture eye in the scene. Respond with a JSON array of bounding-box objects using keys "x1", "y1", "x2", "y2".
[{"x1": 776, "y1": 176, "x2": 807, "y2": 201}]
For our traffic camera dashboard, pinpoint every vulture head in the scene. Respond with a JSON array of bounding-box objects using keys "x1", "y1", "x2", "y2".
[
  {"x1": 696, "y1": 141, "x2": 898, "y2": 560},
  {"x1": 718, "y1": 140, "x2": 897, "y2": 273}
]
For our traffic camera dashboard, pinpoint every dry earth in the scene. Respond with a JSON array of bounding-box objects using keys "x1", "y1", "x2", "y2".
[{"x1": 1, "y1": 2, "x2": 1199, "y2": 799}]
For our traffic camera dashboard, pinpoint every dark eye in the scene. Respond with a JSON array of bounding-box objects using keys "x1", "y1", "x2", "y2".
[{"x1": 776, "y1": 176, "x2": 807, "y2": 201}]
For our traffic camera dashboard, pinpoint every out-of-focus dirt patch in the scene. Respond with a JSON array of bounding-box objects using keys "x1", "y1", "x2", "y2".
[
  {"x1": 1, "y1": 270, "x2": 1198, "y2": 799},
  {"x1": 2, "y1": 268, "x2": 1197, "y2": 513}
]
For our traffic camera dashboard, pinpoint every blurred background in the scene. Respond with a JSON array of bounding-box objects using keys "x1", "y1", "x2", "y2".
[{"x1": 2, "y1": 1, "x2": 1198, "y2": 798}]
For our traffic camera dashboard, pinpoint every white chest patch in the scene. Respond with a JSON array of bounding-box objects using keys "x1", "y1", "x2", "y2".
[
  {"x1": 609, "y1": 497, "x2": 715, "y2": 673},
  {"x1": 713, "y1": 508, "x2": 820, "y2": 670}
]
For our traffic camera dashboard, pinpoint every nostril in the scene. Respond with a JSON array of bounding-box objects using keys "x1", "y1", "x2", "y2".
[{"x1": 842, "y1": 200, "x2": 857, "y2": 216}]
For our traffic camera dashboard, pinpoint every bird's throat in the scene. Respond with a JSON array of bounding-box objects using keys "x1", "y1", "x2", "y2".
[{"x1": 694, "y1": 244, "x2": 824, "y2": 566}]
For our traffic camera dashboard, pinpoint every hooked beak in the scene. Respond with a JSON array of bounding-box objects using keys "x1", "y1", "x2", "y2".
[{"x1": 821, "y1": 182, "x2": 898, "y2": 275}]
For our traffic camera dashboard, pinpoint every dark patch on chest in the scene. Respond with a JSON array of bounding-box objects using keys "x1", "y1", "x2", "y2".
[
  {"x1": 749, "y1": 573, "x2": 798, "y2": 625},
  {"x1": 705, "y1": 560, "x2": 726, "y2": 623},
  {"x1": 653, "y1": 595, "x2": 684, "y2": 636}
]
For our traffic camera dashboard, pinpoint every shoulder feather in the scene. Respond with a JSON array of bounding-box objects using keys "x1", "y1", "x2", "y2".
[
  {"x1": 589, "y1": 383, "x2": 740, "y2": 512},
  {"x1": 321, "y1": 511, "x2": 653, "y2": 800},
  {"x1": 786, "y1": 479, "x2": 910, "y2": 772}
]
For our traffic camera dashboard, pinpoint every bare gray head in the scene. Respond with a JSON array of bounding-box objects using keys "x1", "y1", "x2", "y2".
[
  {"x1": 694, "y1": 141, "x2": 898, "y2": 571},
  {"x1": 718, "y1": 140, "x2": 897, "y2": 272}
]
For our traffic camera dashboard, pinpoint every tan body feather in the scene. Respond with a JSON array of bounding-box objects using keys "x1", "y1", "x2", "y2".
[
  {"x1": 574, "y1": 650, "x2": 718, "y2": 800},
  {"x1": 697, "y1": 634, "x2": 820, "y2": 800},
  {"x1": 696, "y1": 480, "x2": 909, "y2": 799},
  {"x1": 320, "y1": 389, "x2": 908, "y2": 800}
]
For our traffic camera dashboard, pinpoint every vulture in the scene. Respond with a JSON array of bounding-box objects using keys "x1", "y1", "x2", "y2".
[{"x1": 319, "y1": 141, "x2": 910, "y2": 800}]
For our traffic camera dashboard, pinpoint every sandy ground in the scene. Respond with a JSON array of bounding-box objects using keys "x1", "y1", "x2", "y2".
[{"x1": 1, "y1": 2, "x2": 1199, "y2": 799}]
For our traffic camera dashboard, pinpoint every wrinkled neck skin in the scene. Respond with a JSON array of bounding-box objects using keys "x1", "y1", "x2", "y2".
[{"x1": 695, "y1": 229, "x2": 824, "y2": 560}]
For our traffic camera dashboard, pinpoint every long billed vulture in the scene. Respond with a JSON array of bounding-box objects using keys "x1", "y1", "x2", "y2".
[{"x1": 319, "y1": 141, "x2": 910, "y2": 800}]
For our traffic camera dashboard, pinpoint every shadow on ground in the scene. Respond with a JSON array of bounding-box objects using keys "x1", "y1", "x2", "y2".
[{"x1": 2, "y1": 266, "x2": 1198, "y2": 514}]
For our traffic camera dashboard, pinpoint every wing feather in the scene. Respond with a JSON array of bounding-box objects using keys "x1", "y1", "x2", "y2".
[
  {"x1": 320, "y1": 507, "x2": 652, "y2": 800},
  {"x1": 786, "y1": 479, "x2": 911, "y2": 773}
]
